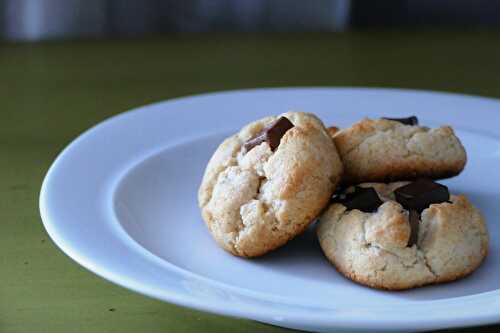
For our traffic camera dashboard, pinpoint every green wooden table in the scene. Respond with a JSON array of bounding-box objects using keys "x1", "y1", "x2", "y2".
[{"x1": 2, "y1": 31, "x2": 500, "y2": 333}]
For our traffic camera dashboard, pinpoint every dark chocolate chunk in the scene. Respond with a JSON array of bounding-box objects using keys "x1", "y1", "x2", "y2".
[
  {"x1": 394, "y1": 179, "x2": 449, "y2": 213},
  {"x1": 333, "y1": 186, "x2": 383, "y2": 213},
  {"x1": 244, "y1": 116, "x2": 294, "y2": 152},
  {"x1": 243, "y1": 132, "x2": 267, "y2": 152},
  {"x1": 382, "y1": 116, "x2": 419, "y2": 126},
  {"x1": 407, "y1": 210, "x2": 420, "y2": 247}
]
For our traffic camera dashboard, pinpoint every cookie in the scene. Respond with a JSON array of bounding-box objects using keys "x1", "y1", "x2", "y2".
[
  {"x1": 317, "y1": 180, "x2": 488, "y2": 290},
  {"x1": 330, "y1": 117, "x2": 467, "y2": 185},
  {"x1": 199, "y1": 112, "x2": 343, "y2": 257}
]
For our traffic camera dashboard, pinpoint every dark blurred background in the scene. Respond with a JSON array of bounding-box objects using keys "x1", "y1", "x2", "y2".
[{"x1": 1, "y1": 0, "x2": 500, "y2": 41}]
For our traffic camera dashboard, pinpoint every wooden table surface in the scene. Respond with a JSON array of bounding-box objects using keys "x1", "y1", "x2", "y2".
[{"x1": 2, "y1": 31, "x2": 500, "y2": 333}]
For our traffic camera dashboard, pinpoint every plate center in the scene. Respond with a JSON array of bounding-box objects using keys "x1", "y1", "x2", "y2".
[{"x1": 114, "y1": 130, "x2": 500, "y2": 305}]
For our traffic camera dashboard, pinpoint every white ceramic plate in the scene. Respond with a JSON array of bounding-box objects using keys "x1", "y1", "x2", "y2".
[{"x1": 40, "y1": 88, "x2": 500, "y2": 333}]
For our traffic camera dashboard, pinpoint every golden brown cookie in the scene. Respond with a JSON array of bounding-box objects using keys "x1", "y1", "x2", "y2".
[
  {"x1": 317, "y1": 181, "x2": 488, "y2": 290},
  {"x1": 199, "y1": 112, "x2": 343, "y2": 257},
  {"x1": 331, "y1": 118, "x2": 467, "y2": 185}
]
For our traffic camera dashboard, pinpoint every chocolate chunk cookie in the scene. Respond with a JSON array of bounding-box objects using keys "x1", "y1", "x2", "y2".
[
  {"x1": 317, "y1": 181, "x2": 488, "y2": 290},
  {"x1": 330, "y1": 117, "x2": 467, "y2": 185},
  {"x1": 199, "y1": 112, "x2": 343, "y2": 257}
]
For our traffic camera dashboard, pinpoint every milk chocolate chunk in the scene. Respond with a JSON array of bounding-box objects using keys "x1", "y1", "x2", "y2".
[
  {"x1": 334, "y1": 187, "x2": 383, "y2": 213},
  {"x1": 383, "y1": 116, "x2": 418, "y2": 126},
  {"x1": 407, "y1": 210, "x2": 420, "y2": 247},
  {"x1": 394, "y1": 179, "x2": 449, "y2": 213},
  {"x1": 244, "y1": 116, "x2": 294, "y2": 152}
]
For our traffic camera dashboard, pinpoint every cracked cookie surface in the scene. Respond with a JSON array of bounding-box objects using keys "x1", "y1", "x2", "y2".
[
  {"x1": 199, "y1": 112, "x2": 343, "y2": 257},
  {"x1": 331, "y1": 118, "x2": 467, "y2": 185},
  {"x1": 317, "y1": 182, "x2": 489, "y2": 290}
]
